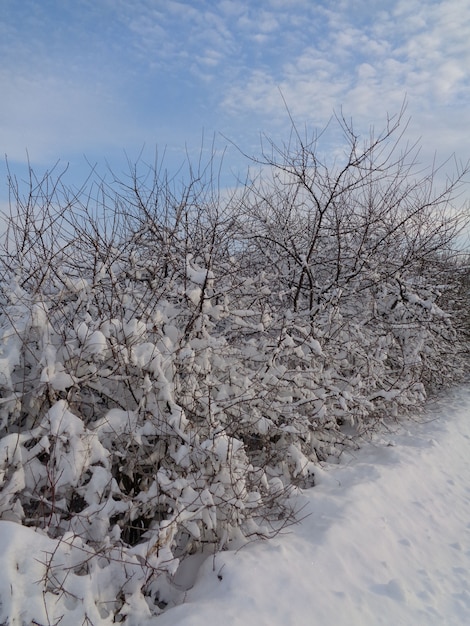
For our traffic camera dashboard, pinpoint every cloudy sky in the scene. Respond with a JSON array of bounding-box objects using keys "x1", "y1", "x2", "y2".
[{"x1": 1, "y1": 0, "x2": 470, "y2": 202}]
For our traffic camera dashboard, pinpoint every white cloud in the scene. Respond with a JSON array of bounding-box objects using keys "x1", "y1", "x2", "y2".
[
  {"x1": 218, "y1": 0, "x2": 470, "y2": 165},
  {"x1": 1, "y1": 0, "x2": 469, "y2": 203}
]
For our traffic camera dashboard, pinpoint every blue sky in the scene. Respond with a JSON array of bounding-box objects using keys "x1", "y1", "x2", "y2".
[{"x1": 1, "y1": 0, "x2": 470, "y2": 204}]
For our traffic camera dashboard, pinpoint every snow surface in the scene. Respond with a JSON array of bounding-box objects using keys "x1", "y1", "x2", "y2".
[
  {"x1": 156, "y1": 386, "x2": 470, "y2": 626},
  {"x1": 1, "y1": 386, "x2": 470, "y2": 625}
]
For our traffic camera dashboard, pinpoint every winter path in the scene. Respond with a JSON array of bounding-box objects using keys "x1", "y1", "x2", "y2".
[{"x1": 156, "y1": 386, "x2": 470, "y2": 626}]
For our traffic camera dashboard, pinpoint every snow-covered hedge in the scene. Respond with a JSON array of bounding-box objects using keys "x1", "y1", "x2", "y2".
[{"x1": 0, "y1": 114, "x2": 468, "y2": 623}]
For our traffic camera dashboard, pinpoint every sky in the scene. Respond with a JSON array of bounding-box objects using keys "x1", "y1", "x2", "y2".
[{"x1": 1, "y1": 0, "x2": 470, "y2": 207}]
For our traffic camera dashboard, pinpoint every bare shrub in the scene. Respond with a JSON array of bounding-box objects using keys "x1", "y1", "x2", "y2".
[{"x1": 0, "y1": 110, "x2": 468, "y2": 622}]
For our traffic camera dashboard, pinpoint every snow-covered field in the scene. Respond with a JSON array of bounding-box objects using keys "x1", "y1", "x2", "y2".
[
  {"x1": 1, "y1": 386, "x2": 470, "y2": 625},
  {"x1": 156, "y1": 386, "x2": 470, "y2": 626}
]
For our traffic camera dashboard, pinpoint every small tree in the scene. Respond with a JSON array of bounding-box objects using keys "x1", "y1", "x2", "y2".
[{"x1": 235, "y1": 108, "x2": 468, "y2": 398}]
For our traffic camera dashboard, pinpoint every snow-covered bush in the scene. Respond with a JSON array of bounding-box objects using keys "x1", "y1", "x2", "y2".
[{"x1": 0, "y1": 112, "x2": 468, "y2": 623}]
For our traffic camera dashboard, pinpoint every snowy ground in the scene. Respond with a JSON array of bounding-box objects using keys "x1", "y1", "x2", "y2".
[
  {"x1": 1, "y1": 386, "x2": 470, "y2": 625},
  {"x1": 156, "y1": 386, "x2": 470, "y2": 626}
]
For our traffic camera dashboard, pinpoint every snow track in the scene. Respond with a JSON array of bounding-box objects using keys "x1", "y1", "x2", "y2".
[{"x1": 156, "y1": 386, "x2": 470, "y2": 626}]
